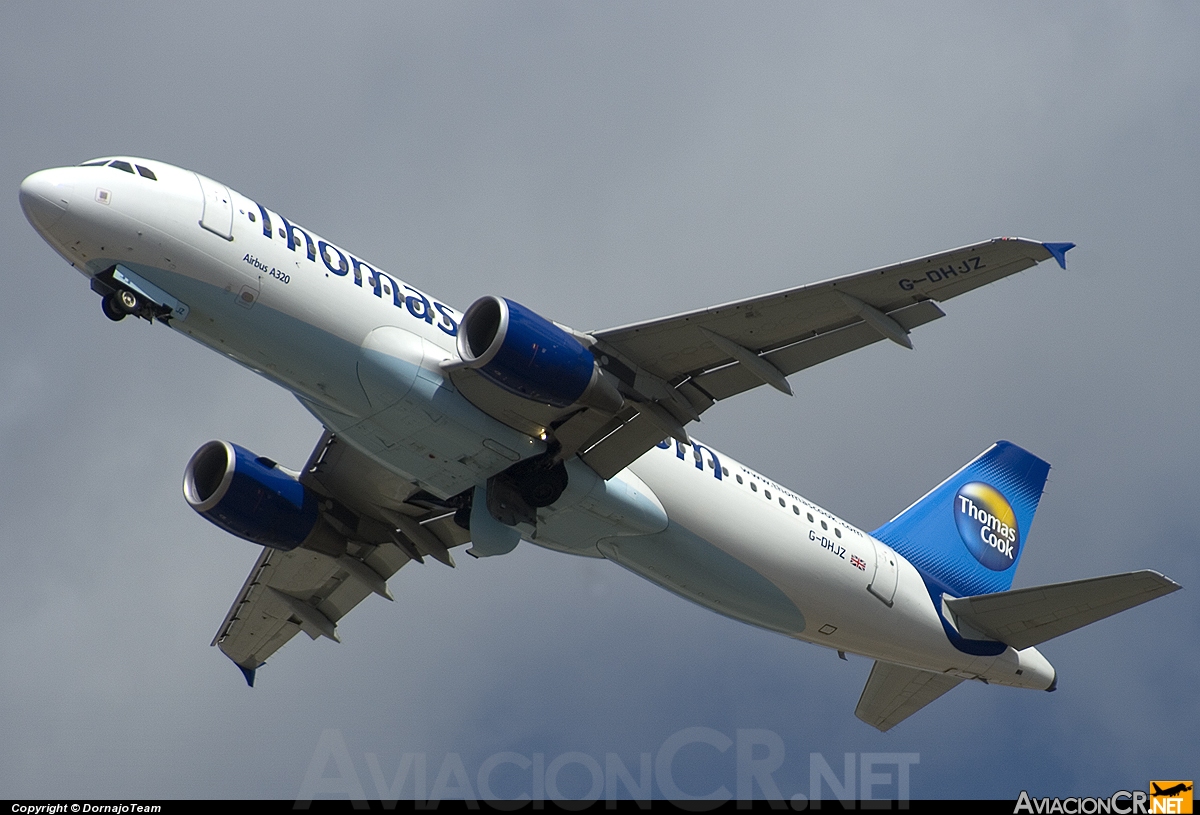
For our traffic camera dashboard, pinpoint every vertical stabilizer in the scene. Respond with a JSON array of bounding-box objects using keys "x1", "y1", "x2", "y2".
[{"x1": 872, "y1": 441, "x2": 1050, "y2": 597}]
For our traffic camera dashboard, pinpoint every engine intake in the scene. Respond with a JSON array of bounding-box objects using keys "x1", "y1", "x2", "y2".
[
  {"x1": 456, "y1": 296, "x2": 622, "y2": 411},
  {"x1": 183, "y1": 440, "x2": 319, "y2": 551}
]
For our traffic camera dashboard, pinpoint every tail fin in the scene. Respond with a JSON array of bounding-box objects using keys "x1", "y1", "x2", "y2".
[{"x1": 871, "y1": 441, "x2": 1050, "y2": 598}]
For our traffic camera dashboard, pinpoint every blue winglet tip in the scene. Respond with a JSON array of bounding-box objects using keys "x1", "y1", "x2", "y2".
[
  {"x1": 1043, "y1": 242, "x2": 1075, "y2": 269},
  {"x1": 238, "y1": 664, "x2": 257, "y2": 688}
]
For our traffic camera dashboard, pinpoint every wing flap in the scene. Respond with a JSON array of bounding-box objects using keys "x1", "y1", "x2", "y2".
[
  {"x1": 944, "y1": 570, "x2": 1182, "y2": 651},
  {"x1": 855, "y1": 661, "x2": 964, "y2": 732},
  {"x1": 580, "y1": 411, "x2": 671, "y2": 480}
]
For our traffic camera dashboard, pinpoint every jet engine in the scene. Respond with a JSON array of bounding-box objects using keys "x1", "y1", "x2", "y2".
[
  {"x1": 455, "y1": 296, "x2": 623, "y2": 412},
  {"x1": 183, "y1": 440, "x2": 319, "y2": 551}
]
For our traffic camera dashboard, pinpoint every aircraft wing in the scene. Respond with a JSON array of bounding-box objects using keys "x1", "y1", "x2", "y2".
[
  {"x1": 211, "y1": 432, "x2": 469, "y2": 684},
  {"x1": 855, "y1": 660, "x2": 965, "y2": 732},
  {"x1": 575, "y1": 238, "x2": 1072, "y2": 478}
]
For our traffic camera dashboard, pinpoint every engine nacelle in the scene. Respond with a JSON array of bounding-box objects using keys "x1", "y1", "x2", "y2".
[
  {"x1": 456, "y1": 296, "x2": 622, "y2": 411},
  {"x1": 183, "y1": 440, "x2": 319, "y2": 551}
]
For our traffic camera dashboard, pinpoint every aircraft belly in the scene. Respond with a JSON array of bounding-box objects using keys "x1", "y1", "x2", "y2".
[
  {"x1": 113, "y1": 261, "x2": 543, "y2": 499},
  {"x1": 532, "y1": 464, "x2": 669, "y2": 556},
  {"x1": 627, "y1": 445, "x2": 978, "y2": 671},
  {"x1": 130, "y1": 266, "x2": 375, "y2": 415},
  {"x1": 296, "y1": 348, "x2": 542, "y2": 498},
  {"x1": 596, "y1": 522, "x2": 807, "y2": 636},
  {"x1": 335, "y1": 389, "x2": 537, "y2": 498}
]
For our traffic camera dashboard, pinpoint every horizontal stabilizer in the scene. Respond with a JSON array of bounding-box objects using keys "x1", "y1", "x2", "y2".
[
  {"x1": 944, "y1": 570, "x2": 1181, "y2": 651},
  {"x1": 855, "y1": 661, "x2": 964, "y2": 732}
]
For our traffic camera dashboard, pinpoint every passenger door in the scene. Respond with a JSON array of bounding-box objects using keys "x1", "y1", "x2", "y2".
[{"x1": 195, "y1": 173, "x2": 234, "y2": 240}]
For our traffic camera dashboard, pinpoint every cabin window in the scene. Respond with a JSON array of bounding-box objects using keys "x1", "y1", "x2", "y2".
[
  {"x1": 807, "y1": 512, "x2": 814, "y2": 522},
  {"x1": 735, "y1": 474, "x2": 743, "y2": 484},
  {"x1": 109, "y1": 160, "x2": 135, "y2": 174},
  {"x1": 248, "y1": 211, "x2": 256, "y2": 222},
  {"x1": 764, "y1": 490, "x2": 771, "y2": 500},
  {"x1": 721, "y1": 467, "x2": 729, "y2": 477},
  {"x1": 750, "y1": 483, "x2": 757, "y2": 492},
  {"x1": 135, "y1": 165, "x2": 157, "y2": 180},
  {"x1": 821, "y1": 520, "x2": 828, "y2": 530},
  {"x1": 779, "y1": 497, "x2": 786, "y2": 507},
  {"x1": 792, "y1": 506, "x2": 799, "y2": 515},
  {"x1": 835, "y1": 528, "x2": 842, "y2": 538}
]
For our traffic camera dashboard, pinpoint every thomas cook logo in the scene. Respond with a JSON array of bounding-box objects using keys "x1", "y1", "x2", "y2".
[{"x1": 954, "y1": 482, "x2": 1019, "y2": 571}]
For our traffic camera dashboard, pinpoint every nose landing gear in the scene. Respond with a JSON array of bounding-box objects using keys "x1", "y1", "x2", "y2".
[
  {"x1": 101, "y1": 289, "x2": 140, "y2": 322},
  {"x1": 90, "y1": 265, "x2": 186, "y2": 325}
]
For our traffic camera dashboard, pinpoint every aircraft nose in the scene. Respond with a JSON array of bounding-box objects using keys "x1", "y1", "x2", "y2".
[{"x1": 19, "y1": 168, "x2": 75, "y2": 234}]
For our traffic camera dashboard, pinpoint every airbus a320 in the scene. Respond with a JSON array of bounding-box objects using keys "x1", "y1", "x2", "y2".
[{"x1": 20, "y1": 157, "x2": 1181, "y2": 730}]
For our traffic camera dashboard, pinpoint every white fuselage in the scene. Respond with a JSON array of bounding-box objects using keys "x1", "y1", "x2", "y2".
[{"x1": 20, "y1": 157, "x2": 1055, "y2": 691}]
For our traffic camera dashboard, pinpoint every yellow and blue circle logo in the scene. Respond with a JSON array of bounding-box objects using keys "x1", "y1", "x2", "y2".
[{"x1": 953, "y1": 482, "x2": 1020, "y2": 571}]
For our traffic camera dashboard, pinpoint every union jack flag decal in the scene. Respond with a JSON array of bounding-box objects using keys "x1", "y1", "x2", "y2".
[{"x1": 850, "y1": 554, "x2": 867, "y2": 571}]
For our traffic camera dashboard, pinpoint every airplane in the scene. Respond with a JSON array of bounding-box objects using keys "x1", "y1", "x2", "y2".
[
  {"x1": 19, "y1": 156, "x2": 1182, "y2": 731},
  {"x1": 1152, "y1": 783, "x2": 1193, "y2": 798}
]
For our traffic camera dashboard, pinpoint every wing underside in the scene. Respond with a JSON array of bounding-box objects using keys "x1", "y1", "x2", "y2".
[
  {"x1": 211, "y1": 542, "x2": 406, "y2": 683},
  {"x1": 211, "y1": 432, "x2": 469, "y2": 683},
  {"x1": 449, "y1": 237, "x2": 1068, "y2": 479}
]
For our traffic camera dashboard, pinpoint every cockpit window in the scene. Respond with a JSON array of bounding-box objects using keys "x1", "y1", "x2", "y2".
[
  {"x1": 80, "y1": 160, "x2": 108, "y2": 167},
  {"x1": 135, "y1": 165, "x2": 157, "y2": 180},
  {"x1": 109, "y1": 160, "x2": 135, "y2": 174}
]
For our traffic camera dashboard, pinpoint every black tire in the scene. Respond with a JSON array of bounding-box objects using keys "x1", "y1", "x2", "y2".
[
  {"x1": 520, "y1": 461, "x2": 570, "y2": 508},
  {"x1": 101, "y1": 294, "x2": 127, "y2": 322},
  {"x1": 117, "y1": 289, "x2": 139, "y2": 313}
]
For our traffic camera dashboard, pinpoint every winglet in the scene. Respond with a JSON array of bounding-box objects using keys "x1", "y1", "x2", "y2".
[
  {"x1": 237, "y1": 663, "x2": 257, "y2": 688},
  {"x1": 1042, "y1": 242, "x2": 1075, "y2": 269}
]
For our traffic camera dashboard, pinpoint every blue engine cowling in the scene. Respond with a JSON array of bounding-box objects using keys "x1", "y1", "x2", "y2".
[
  {"x1": 456, "y1": 296, "x2": 623, "y2": 411},
  {"x1": 183, "y1": 440, "x2": 319, "y2": 551}
]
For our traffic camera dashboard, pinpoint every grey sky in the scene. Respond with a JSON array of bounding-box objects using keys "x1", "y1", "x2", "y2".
[{"x1": 2, "y1": 1, "x2": 1196, "y2": 801}]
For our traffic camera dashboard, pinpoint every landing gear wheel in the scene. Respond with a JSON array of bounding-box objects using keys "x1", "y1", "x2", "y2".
[
  {"x1": 518, "y1": 461, "x2": 570, "y2": 508},
  {"x1": 117, "y1": 289, "x2": 140, "y2": 313},
  {"x1": 101, "y1": 294, "x2": 127, "y2": 322}
]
